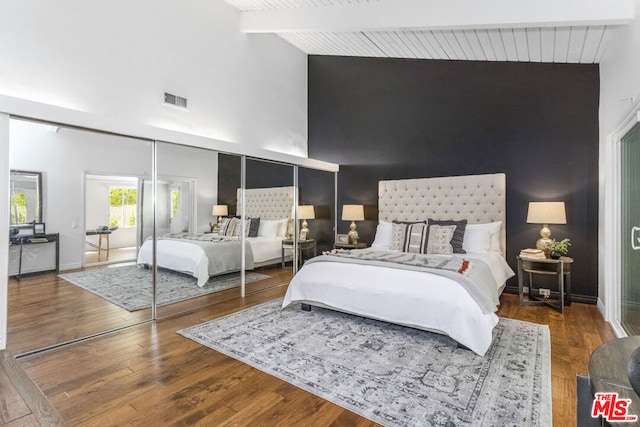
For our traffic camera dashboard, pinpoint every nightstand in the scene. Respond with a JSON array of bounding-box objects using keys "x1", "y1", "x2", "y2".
[
  {"x1": 517, "y1": 255, "x2": 573, "y2": 314},
  {"x1": 334, "y1": 242, "x2": 368, "y2": 250},
  {"x1": 281, "y1": 239, "x2": 317, "y2": 268}
]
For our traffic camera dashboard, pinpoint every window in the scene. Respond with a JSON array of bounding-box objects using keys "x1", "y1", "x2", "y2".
[
  {"x1": 171, "y1": 189, "x2": 180, "y2": 219},
  {"x1": 10, "y1": 192, "x2": 27, "y2": 224},
  {"x1": 109, "y1": 187, "x2": 137, "y2": 227}
]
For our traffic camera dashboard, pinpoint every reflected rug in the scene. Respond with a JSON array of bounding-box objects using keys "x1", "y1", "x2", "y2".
[
  {"x1": 59, "y1": 266, "x2": 269, "y2": 311},
  {"x1": 178, "y1": 298, "x2": 552, "y2": 426}
]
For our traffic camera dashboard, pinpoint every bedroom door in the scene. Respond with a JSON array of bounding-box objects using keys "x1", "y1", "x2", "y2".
[{"x1": 621, "y1": 123, "x2": 640, "y2": 335}]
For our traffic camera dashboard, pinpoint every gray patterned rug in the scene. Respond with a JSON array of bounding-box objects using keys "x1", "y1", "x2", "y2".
[
  {"x1": 178, "y1": 298, "x2": 552, "y2": 426},
  {"x1": 59, "y1": 266, "x2": 269, "y2": 312}
]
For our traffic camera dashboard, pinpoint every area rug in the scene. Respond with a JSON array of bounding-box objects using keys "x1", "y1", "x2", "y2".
[
  {"x1": 59, "y1": 266, "x2": 269, "y2": 312},
  {"x1": 178, "y1": 298, "x2": 552, "y2": 426}
]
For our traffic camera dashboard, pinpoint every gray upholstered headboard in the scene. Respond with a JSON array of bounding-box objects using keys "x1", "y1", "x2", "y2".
[
  {"x1": 378, "y1": 174, "x2": 506, "y2": 255},
  {"x1": 236, "y1": 186, "x2": 294, "y2": 220}
]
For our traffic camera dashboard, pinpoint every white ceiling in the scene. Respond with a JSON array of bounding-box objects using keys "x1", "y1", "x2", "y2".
[{"x1": 225, "y1": 0, "x2": 635, "y2": 63}]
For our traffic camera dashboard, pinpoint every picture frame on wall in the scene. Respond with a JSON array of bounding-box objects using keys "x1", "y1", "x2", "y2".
[{"x1": 337, "y1": 234, "x2": 349, "y2": 244}]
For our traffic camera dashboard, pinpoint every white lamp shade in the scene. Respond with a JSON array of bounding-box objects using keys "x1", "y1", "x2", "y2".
[
  {"x1": 526, "y1": 202, "x2": 566, "y2": 224},
  {"x1": 296, "y1": 205, "x2": 315, "y2": 220},
  {"x1": 212, "y1": 204, "x2": 228, "y2": 216},
  {"x1": 342, "y1": 205, "x2": 364, "y2": 221}
]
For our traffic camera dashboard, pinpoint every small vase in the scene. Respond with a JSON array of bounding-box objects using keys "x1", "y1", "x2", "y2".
[{"x1": 550, "y1": 251, "x2": 561, "y2": 259}]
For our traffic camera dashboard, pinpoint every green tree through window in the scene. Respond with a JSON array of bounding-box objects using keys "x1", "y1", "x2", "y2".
[
  {"x1": 110, "y1": 187, "x2": 137, "y2": 227},
  {"x1": 10, "y1": 193, "x2": 27, "y2": 224},
  {"x1": 171, "y1": 189, "x2": 180, "y2": 219}
]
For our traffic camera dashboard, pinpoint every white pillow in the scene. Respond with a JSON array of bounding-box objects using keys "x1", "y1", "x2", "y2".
[
  {"x1": 275, "y1": 218, "x2": 289, "y2": 238},
  {"x1": 258, "y1": 219, "x2": 281, "y2": 238},
  {"x1": 463, "y1": 221, "x2": 502, "y2": 253},
  {"x1": 371, "y1": 221, "x2": 393, "y2": 250}
]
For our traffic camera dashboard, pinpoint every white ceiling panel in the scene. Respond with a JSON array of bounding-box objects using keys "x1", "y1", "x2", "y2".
[{"x1": 224, "y1": 0, "x2": 634, "y2": 64}]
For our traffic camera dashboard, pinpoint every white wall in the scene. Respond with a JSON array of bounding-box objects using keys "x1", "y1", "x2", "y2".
[
  {"x1": 0, "y1": 0, "x2": 308, "y2": 157},
  {"x1": 598, "y1": 0, "x2": 640, "y2": 325},
  {"x1": 9, "y1": 120, "x2": 220, "y2": 271}
]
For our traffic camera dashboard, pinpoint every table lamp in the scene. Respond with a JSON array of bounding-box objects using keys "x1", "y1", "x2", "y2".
[
  {"x1": 296, "y1": 205, "x2": 315, "y2": 237},
  {"x1": 212, "y1": 205, "x2": 228, "y2": 228},
  {"x1": 342, "y1": 204, "x2": 364, "y2": 244},
  {"x1": 527, "y1": 202, "x2": 566, "y2": 255}
]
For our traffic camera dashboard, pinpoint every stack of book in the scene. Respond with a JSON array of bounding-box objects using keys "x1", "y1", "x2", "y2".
[{"x1": 519, "y1": 248, "x2": 546, "y2": 259}]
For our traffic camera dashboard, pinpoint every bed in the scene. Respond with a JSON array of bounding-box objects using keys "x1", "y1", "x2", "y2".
[
  {"x1": 137, "y1": 186, "x2": 294, "y2": 287},
  {"x1": 282, "y1": 174, "x2": 514, "y2": 356}
]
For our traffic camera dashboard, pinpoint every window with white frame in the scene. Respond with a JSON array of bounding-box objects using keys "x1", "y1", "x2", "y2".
[{"x1": 109, "y1": 187, "x2": 137, "y2": 228}]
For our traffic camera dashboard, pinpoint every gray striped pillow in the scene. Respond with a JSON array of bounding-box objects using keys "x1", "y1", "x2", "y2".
[{"x1": 402, "y1": 223, "x2": 429, "y2": 253}]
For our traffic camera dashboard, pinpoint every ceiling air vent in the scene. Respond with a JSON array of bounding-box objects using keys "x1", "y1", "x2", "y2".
[{"x1": 163, "y1": 92, "x2": 188, "y2": 110}]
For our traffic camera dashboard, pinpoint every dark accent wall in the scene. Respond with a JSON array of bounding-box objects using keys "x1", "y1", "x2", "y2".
[
  {"x1": 308, "y1": 56, "x2": 600, "y2": 302},
  {"x1": 217, "y1": 154, "x2": 336, "y2": 252}
]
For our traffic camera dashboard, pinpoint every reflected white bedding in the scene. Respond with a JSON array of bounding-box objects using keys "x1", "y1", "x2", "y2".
[
  {"x1": 137, "y1": 236, "x2": 283, "y2": 287},
  {"x1": 282, "y1": 250, "x2": 514, "y2": 356}
]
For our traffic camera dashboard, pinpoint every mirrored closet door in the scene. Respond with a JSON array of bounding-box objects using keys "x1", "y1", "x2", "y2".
[
  {"x1": 243, "y1": 158, "x2": 295, "y2": 296},
  {"x1": 298, "y1": 166, "x2": 337, "y2": 257},
  {"x1": 7, "y1": 118, "x2": 154, "y2": 355},
  {"x1": 154, "y1": 143, "x2": 243, "y2": 319}
]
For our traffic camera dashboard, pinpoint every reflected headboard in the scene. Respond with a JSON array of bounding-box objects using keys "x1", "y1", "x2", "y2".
[
  {"x1": 236, "y1": 186, "x2": 295, "y2": 220},
  {"x1": 378, "y1": 174, "x2": 506, "y2": 255}
]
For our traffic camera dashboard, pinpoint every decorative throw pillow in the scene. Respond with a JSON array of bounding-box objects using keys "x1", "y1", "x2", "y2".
[
  {"x1": 234, "y1": 218, "x2": 251, "y2": 237},
  {"x1": 248, "y1": 217, "x2": 261, "y2": 238},
  {"x1": 426, "y1": 225, "x2": 457, "y2": 255},
  {"x1": 390, "y1": 223, "x2": 407, "y2": 251},
  {"x1": 428, "y1": 219, "x2": 467, "y2": 253},
  {"x1": 391, "y1": 220, "x2": 426, "y2": 251},
  {"x1": 219, "y1": 217, "x2": 235, "y2": 236},
  {"x1": 402, "y1": 222, "x2": 429, "y2": 253},
  {"x1": 229, "y1": 217, "x2": 244, "y2": 237}
]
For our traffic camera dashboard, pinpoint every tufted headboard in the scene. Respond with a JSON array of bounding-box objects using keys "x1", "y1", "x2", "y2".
[
  {"x1": 378, "y1": 173, "x2": 506, "y2": 255},
  {"x1": 236, "y1": 186, "x2": 295, "y2": 220}
]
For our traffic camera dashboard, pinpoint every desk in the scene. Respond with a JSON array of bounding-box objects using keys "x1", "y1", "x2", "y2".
[
  {"x1": 517, "y1": 256, "x2": 573, "y2": 313},
  {"x1": 86, "y1": 229, "x2": 112, "y2": 258},
  {"x1": 9, "y1": 233, "x2": 59, "y2": 279},
  {"x1": 281, "y1": 239, "x2": 317, "y2": 268},
  {"x1": 588, "y1": 336, "x2": 640, "y2": 423}
]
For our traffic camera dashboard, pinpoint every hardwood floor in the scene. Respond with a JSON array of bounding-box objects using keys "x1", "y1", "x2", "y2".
[
  {"x1": 7, "y1": 264, "x2": 291, "y2": 355},
  {"x1": 2, "y1": 274, "x2": 617, "y2": 426}
]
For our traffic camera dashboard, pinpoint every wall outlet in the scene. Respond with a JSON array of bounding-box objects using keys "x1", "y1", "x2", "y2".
[{"x1": 539, "y1": 288, "x2": 551, "y2": 298}]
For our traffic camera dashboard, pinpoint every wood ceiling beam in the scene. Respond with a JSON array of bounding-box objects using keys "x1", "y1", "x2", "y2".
[{"x1": 240, "y1": 0, "x2": 634, "y2": 33}]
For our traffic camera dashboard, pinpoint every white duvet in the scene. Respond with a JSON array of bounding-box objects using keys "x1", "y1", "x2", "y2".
[
  {"x1": 282, "y1": 250, "x2": 514, "y2": 356},
  {"x1": 137, "y1": 236, "x2": 283, "y2": 287}
]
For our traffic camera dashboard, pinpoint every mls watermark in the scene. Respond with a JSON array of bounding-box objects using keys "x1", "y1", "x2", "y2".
[{"x1": 592, "y1": 392, "x2": 638, "y2": 423}]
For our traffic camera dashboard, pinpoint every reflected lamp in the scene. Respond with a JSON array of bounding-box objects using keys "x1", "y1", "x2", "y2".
[{"x1": 212, "y1": 204, "x2": 228, "y2": 228}]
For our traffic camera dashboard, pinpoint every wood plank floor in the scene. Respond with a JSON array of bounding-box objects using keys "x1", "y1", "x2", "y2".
[
  {"x1": 7, "y1": 264, "x2": 291, "y2": 355},
  {"x1": 2, "y1": 274, "x2": 617, "y2": 426}
]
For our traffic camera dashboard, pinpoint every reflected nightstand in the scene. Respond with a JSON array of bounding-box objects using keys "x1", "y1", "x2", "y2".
[{"x1": 281, "y1": 239, "x2": 317, "y2": 268}]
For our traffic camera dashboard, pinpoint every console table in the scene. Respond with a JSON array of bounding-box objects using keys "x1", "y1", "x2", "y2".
[{"x1": 8, "y1": 233, "x2": 60, "y2": 279}]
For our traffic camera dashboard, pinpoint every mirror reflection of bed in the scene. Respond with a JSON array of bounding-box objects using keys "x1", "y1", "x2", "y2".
[{"x1": 6, "y1": 124, "x2": 296, "y2": 356}]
